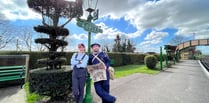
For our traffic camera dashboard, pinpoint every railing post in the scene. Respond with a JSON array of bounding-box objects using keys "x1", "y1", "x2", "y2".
[
  {"x1": 160, "y1": 47, "x2": 163, "y2": 70},
  {"x1": 166, "y1": 47, "x2": 168, "y2": 67}
]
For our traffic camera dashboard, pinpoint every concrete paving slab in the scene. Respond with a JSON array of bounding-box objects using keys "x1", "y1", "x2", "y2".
[{"x1": 0, "y1": 86, "x2": 26, "y2": 103}]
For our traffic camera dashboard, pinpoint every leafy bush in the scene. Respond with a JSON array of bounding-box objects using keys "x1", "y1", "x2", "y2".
[
  {"x1": 29, "y1": 67, "x2": 72, "y2": 100},
  {"x1": 144, "y1": 55, "x2": 158, "y2": 69}
]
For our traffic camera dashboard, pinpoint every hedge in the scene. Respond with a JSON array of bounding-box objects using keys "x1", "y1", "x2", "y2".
[
  {"x1": 0, "y1": 51, "x2": 162, "y2": 68},
  {"x1": 0, "y1": 51, "x2": 72, "y2": 69},
  {"x1": 29, "y1": 67, "x2": 72, "y2": 100},
  {"x1": 108, "y1": 53, "x2": 146, "y2": 66}
]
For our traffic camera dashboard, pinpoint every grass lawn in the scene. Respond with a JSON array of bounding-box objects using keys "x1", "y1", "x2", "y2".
[
  {"x1": 114, "y1": 65, "x2": 160, "y2": 78},
  {"x1": 24, "y1": 82, "x2": 44, "y2": 103}
]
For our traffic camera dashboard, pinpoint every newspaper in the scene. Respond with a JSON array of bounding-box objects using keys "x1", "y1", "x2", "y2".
[{"x1": 87, "y1": 63, "x2": 107, "y2": 82}]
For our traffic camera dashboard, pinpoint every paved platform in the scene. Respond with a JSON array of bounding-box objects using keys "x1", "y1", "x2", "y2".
[
  {"x1": 0, "y1": 86, "x2": 26, "y2": 103},
  {"x1": 92, "y1": 60, "x2": 209, "y2": 103}
]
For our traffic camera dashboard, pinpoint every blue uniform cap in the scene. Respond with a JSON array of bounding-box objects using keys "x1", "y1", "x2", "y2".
[{"x1": 91, "y1": 43, "x2": 101, "y2": 48}]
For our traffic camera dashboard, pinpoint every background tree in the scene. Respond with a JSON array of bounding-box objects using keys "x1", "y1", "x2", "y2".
[
  {"x1": 102, "y1": 44, "x2": 110, "y2": 52},
  {"x1": 112, "y1": 34, "x2": 122, "y2": 52},
  {"x1": 0, "y1": 31, "x2": 12, "y2": 49},
  {"x1": 0, "y1": 18, "x2": 12, "y2": 49},
  {"x1": 126, "y1": 39, "x2": 136, "y2": 52},
  {"x1": 100, "y1": 38, "x2": 112, "y2": 52},
  {"x1": 169, "y1": 35, "x2": 185, "y2": 45},
  {"x1": 121, "y1": 39, "x2": 127, "y2": 52},
  {"x1": 112, "y1": 34, "x2": 136, "y2": 53},
  {"x1": 15, "y1": 38, "x2": 21, "y2": 51},
  {"x1": 19, "y1": 27, "x2": 34, "y2": 52},
  {"x1": 195, "y1": 50, "x2": 202, "y2": 56}
]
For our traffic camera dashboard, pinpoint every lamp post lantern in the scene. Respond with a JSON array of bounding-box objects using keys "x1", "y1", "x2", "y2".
[{"x1": 82, "y1": 0, "x2": 100, "y2": 103}]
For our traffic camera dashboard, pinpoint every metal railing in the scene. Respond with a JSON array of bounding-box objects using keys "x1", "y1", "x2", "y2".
[{"x1": 200, "y1": 56, "x2": 209, "y2": 71}]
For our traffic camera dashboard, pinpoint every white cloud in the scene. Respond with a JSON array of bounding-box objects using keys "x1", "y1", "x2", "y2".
[
  {"x1": 1, "y1": 0, "x2": 209, "y2": 41},
  {"x1": 98, "y1": 0, "x2": 209, "y2": 39},
  {"x1": 139, "y1": 31, "x2": 168, "y2": 52},
  {"x1": 96, "y1": 0, "x2": 145, "y2": 19},
  {"x1": 144, "y1": 31, "x2": 168, "y2": 41},
  {"x1": 64, "y1": 33, "x2": 89, "y2": 51},
  {"x1": 94, "y1": 22, "x2": 143, "y2": 40},
  {"x1": 2, "y1": 0, "x2": 208, "y2": 40},
  {"x1": 1, "y1": 0, "x2": 209, "y2": 53},
  {"x1": 68, "y1": 33, "x2": 88, "y2": 40},
  {"x1": 94, "y1": 22, "x2": 122, "y2": 39},
  {"x1": 0, "y1": 0, "x2": 41, "y2": 20},
  {"x1": 136, "y1": 44, "x2": 160, "y2": 53}
]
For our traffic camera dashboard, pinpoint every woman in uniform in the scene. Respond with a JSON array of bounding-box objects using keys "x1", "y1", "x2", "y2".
[{"x1": 71, "y1": 43, "x2": 89, "y2": 103}]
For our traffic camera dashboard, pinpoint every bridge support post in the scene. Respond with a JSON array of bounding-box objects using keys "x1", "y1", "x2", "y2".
[{"x1": 176, "y1": 50, "x2": 180, "y2": 62}]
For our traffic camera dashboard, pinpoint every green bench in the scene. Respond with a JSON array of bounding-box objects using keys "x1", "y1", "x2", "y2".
[{"x1": 0, "y1": 65, "x2": 26, "y2": 88}]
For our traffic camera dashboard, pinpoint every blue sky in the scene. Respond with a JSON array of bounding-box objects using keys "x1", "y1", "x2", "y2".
[{"x1": 0, "y1": 0, "x2": 209, "y2": 54}]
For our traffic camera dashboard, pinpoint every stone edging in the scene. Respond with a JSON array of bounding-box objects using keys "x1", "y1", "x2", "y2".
[{"x1": 198, "y1": 60, "x2": 209, "y2": 79}]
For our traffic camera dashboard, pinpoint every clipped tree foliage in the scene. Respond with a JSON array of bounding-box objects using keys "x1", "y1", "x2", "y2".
[
  {"x1": 34, "y1": 25, "x2": 69, "y2": 36},
  {"x1": 144, "y1": 55, "x2": 158, "y2": 69},
  {"x1": 27, "y1": 0, "x2": 83, "y2": 22},
  {"x1": 29, "y1": 67, "x2": 72, "y2": 100},
  {"x1": 27, "y1": 0, "x2": 83, "y2": 70}
]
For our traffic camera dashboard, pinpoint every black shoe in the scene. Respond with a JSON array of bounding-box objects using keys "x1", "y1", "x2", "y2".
[{"x1": 114, "y1": 97, "x2": 117, "y2": 103}]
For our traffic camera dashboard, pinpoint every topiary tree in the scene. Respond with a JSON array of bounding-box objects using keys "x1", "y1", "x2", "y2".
[
  {"x1": 144, "y1": 55, "x2": 158, "y2": 69},
  {"x1": 27, "y1": 0, "x2": 83, "y2": 70},
  {"x1": 27, "y1": 0, "x2": 83, "y2": 101}
]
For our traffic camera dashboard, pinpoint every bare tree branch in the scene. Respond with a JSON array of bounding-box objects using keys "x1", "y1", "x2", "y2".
[
  {"x1": 0, "y1": 30, "x2": 12, "y2": 49},
  {"x1": 61, "y1": 18, "x2": 73, "y2": 28},
  {"x1": 24, "y1": 32, "x2": 32, "y2": 52},
  {"x1": 169, "y1": 35, "x2": 186, "y2": 45}
]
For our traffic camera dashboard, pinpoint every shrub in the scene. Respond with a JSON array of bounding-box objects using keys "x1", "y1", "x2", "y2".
[
  {"x1": 144, "y1": 55, "x2": 158, "y2": 69},
  {"x1": 29, "y1": 67, "x2": 72, "y2": 100}
]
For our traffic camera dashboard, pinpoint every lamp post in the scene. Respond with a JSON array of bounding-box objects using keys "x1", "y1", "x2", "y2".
[{"x1": 82, "y1": 0, "x2": 99, "y2": 103}]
